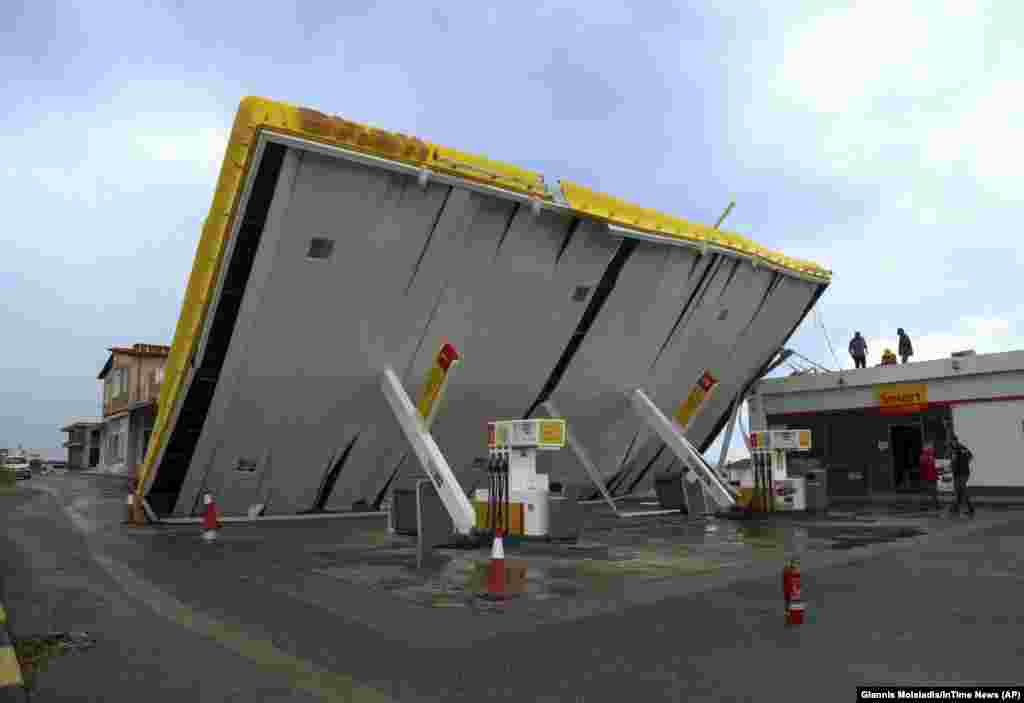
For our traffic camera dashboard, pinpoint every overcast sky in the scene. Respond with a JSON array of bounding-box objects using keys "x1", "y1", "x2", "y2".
[{"x1": 2, "y1": 1, "x2": 1021, "y2": 459}]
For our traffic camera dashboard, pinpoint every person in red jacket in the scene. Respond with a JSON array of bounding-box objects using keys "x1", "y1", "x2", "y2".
[{"x1": 919, "y1": 442, "x2": 940, "y2": 510}]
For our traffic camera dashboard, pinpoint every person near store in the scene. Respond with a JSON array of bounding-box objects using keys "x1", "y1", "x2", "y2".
[
  {"x1": 898, "y1": 328, "x2": 914, "y2": 364},
  {"x1": 849, "y1": 332, "x2": 868, "y2": 369},
  {"x1": 918, "y1": 441, "x2": 940, "y2": 510},
  {"x1": 880, "y1": 348, "x2": 898, "y2": 365},
  {"x1": 949, "y1": 435, "x2": 975, "y2": 516}
]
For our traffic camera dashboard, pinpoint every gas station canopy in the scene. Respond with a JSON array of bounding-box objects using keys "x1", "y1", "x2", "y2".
[{"x1": 137, "y1": 96, "x2": 831, "y2": 517}]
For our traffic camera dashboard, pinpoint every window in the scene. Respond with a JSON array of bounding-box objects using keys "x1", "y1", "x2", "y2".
[
  {"x1": 154, "y1": 366, "x2": 164, "y2": 384},
  {"x1": 105, "y1": 368, "x2": 129, "y2": 401},
  {"x1": 106, "y1": 433, "x2": 123, "y2": 464},
  {"x1": 307, "y1": 237, "x2": 335, "y2": 260}
]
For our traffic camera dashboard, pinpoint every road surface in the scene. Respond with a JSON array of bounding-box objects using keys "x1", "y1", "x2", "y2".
[{"x1": 1, "y1": 472, "x2": 1022, "y2": 701}]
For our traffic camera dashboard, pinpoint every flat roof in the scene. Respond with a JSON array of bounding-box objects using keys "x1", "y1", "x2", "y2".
[
  {"x1": 61, "y1": 418, "x2": 103, "y2": 431},
  {"x1": 755, "y1": 349, "x2": 1024, "y2": 396},
  {"x1": 136, "y1": 96, "x2": 833, "y2": 514}
]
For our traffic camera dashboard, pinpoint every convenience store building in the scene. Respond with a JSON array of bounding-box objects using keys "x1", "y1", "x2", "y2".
[{"x1": 747, "y1": 350, "x2": 1024, "y2": 497}]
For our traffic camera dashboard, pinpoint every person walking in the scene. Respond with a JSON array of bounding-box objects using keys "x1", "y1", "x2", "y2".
[
  {"x1": 898, "y1": 328, "x2": 914, "y2": 364},
  {"x1": 919, "y1": 442, "x2": 940, "y2": 510},
  {"x1": 849, "y1": 332, "x2": 868, "y2": 369},
  {"x1": 949, "y1": 435, "x2": 975, "y2": 516}
]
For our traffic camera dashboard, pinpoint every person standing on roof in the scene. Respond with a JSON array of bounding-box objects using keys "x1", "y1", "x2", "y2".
[
  {"x1": 898, "y1": 328, "x2": 914, "y2": 364},
  {"x1": 948, "y1": 435, "x2": 975, "y2": 517},
  {"x1": 849, "y1": 332, "x2": 868, "y2": 369}
]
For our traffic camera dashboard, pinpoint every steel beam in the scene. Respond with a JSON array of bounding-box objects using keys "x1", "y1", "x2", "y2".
[
  {"x1": 380, "y1": 367, "x2": 476, "y2": 535},
  {"x1": 717, "y1": 394, "x2": 744, "y2": 472},
  {"x1": 542, "y1": 400, "x2": 617, "y2": 514},
  {"x1": 629, "y1": 388, "x2": 737, "y2": 510}
]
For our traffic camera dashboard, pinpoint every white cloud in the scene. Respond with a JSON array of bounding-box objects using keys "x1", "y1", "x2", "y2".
[
  {"x1": 756, "y1": 0, "x2": 1023, "y2": 198},
  {"x1": 861, "y1": 315, "x2": 1022, "y2": 367},
  {"x1": 133, "y1": 124, "x2": 231, "y2": 177}
]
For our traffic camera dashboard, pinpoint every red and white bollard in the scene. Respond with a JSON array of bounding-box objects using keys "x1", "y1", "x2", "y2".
[
  {"x1": 202, "y1": 493, "x2": 220, "y2": 542},
  {"x1": 124, "y1": 494, "x2": 136, "y2": 524},
  {"x1": 124, "y1": 492, "x2": 147, "y2": 526},
  {"x1": 484, "y1": 528, "x2": 507, "y2": 600},
  {"x1": 783, "y1": 558, "x2": 805, "y2": 625}
]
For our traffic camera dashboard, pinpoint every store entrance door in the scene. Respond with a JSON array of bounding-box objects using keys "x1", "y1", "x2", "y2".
[{"x1": 890, "y1": 424, "x2": 923, "y2": 490}]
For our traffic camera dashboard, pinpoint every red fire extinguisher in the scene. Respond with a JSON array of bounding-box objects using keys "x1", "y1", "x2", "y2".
[
  {"x1": 783, "y1": 558, "x2": 805, "y2": 625},
  {"x1": 782, "y1": 558, "x2": 800, "y2": 603}
]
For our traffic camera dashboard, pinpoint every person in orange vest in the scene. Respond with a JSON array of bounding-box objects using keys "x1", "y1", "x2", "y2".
[
  {"x1": 918, "y1": 442, "x2": 940, "y2": 510},
  {"x1": 880, "y1": 348, "x2": 898, "y2": 366}
]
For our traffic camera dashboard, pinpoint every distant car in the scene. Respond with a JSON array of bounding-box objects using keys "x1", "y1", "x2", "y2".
[
  {"x1": 43, "y1": 461, "x2": 66, "y2": 474},
  {"x1": 3, "y1": 456, "x2": 32, "y2": 480}
]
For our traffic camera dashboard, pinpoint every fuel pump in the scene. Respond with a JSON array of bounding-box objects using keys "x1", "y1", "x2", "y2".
[
  {"x1": 474, "y1": 419, "x2": 566, "y2": 537},
  {"x1": 747, "y1": 429, "x2": 812, "y2": 512}
]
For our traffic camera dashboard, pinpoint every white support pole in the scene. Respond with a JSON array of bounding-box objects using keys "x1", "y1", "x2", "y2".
[
  {"x1": 717, "y1": 395, "x2": 744, "y2": 472},
  {"x1": 380, "y1": 367, "x2": 476, "y2": 535},
  {"x1": 541, "y1": 401, "x2": 618, "y2": 514},
  {"x1": 629, "y1": 388, "x2": 737, "y2": 510}
]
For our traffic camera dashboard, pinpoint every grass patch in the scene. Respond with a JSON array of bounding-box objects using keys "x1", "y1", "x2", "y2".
[{"x1": 14, "y1": 633, "x2": 95, "y2": 693}]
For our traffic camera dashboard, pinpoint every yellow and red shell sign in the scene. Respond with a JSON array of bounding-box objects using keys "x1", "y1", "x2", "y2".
[
  {"x1": 416, "y1": 342, "x2": 460, "y2": 419},
  {"x1": 436, "y1": 342, "x2": 459, "y2": 371},
  {"x1": 875, "y1": 383, "x2": 928, "y2": 415},
  {"x1": 674, "y1": 369, "x2": 719, "y2": 430}
]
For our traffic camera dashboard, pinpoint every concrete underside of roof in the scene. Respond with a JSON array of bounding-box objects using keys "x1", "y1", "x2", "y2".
[{"x1": 145, "y1": 138, "x2": 827, "y2": 517}]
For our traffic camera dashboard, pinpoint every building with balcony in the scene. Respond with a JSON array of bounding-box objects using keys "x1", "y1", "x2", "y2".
[{"x1": 92, "y1": 343, "x2": 170, "y2": 475}]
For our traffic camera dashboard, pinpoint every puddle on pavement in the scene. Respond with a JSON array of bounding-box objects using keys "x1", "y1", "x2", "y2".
[{"x1": 276, "y1": 509, "x2": 936, "y2": 610}]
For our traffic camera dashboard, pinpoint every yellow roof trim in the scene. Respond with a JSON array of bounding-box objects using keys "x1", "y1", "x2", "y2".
[
  {"x1": 560, "y1": 181, "x2": 832, "y2": 280},
  {"x1": 135, "y1": 95, "x2": 831, "y2": 495}
]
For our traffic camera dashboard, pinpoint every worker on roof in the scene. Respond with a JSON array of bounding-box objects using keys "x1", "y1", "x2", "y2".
[
  {"x1": 880, "y1": 348, "x2": 898, "y2": 365},
  {"x1": 848, "y1": 332, "x2": 868, "y2": 369},
  {"x1": 897, "y1": 328, "x2": 914, "y2": 364}
]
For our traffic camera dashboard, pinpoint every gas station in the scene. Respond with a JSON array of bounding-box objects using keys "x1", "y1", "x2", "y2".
[{"x1": 130, "y1": 96, "x2": 834, "y2": 576}]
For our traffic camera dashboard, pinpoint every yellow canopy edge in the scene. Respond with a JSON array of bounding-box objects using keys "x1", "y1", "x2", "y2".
[
  {"x1": 135, "y1": 95, "x2": 831, "y2": 496},
  {"x1": 559, "y1": 181, "x2": 831, "y2": 279}
]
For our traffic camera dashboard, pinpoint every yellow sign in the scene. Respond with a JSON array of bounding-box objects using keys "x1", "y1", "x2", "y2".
[
  {"x1": 539, "y1": 419, "x2": 566, "y2": 447},
  {"x1": 674, "y1": 370, "x2": 719, "y2": 430},
  {"x1": 487, "y1": 419, "x2": 565, "y2": 449},
  {"x1": 798, "y1": 430, "x2": 811, "y2": 450},
  {"x1": 416, "y1": 342, "x2": 460, "y2": 419},
  {"x1": 875, "y1": 383, "x2": 928, "y2": 408}
]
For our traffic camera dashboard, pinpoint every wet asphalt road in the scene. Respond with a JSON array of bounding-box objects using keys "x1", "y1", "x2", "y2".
[{"x1": 2, "y1": 473, "x2": 1023, "y2": 702}]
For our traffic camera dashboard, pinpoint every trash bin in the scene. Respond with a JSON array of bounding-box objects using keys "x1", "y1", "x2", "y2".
[
  {"x1": 548, "y1": 484, "x2": 586, "y2": 541},
  {"x1": 805, "y1": 469, "x2": 829, "y2": 512},
  {"x1": 654, "y1": 472, "x2": 687, "y2": 511},
  {"x1": 391, "y1": 487, "x2": 418, "y2": 535}
]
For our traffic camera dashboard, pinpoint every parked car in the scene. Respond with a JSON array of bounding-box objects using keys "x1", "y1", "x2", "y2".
[
  {"x1": 43, "y1": 461, "x2": 67, "y2": 474},
  {"x1": 3, "y1": 456, "x2": 32, "y2": 480}
]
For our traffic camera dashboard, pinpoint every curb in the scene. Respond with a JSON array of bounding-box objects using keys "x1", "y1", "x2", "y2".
[
  {"x1": 158, "y1": 510, "x2": 388, "y2": 525},
  {"x1": 0, "y1": 602, "x2": 26, "y2": 702}
]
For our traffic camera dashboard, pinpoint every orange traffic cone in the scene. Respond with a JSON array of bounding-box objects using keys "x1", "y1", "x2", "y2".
[
  {"x1": 202, "y1": 493, "x2": 220, "y2": 542},
  {"x1": 483, "y1": 529, "x2": 507, "y2": 600}
]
